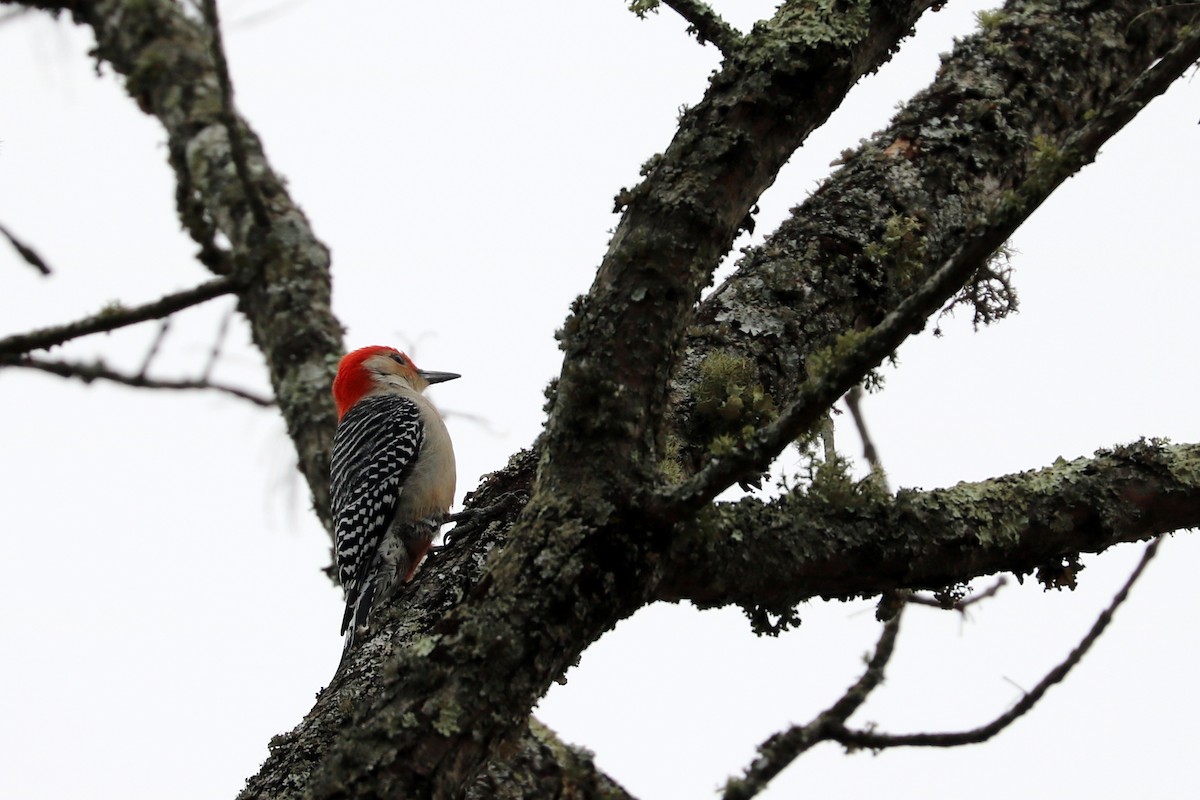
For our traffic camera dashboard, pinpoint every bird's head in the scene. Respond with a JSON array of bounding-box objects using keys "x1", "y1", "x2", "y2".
[{"x1": 333, "y1": 345, "x2": 460, "y2": 419}]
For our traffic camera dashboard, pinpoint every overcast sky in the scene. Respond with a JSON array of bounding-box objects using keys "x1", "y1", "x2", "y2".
[{"x1": 2, "y1": 1, "x2": 1198, "y2": 798}]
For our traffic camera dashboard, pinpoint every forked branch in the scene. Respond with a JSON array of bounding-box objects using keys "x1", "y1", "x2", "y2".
[
  {"x1": 724, "y1": 540, "x2": 1157, "y2": 798},
  {"x1": 829, "y1": 539, "x2": 1159, "y2": 750},
  {"x1": 661, "y1": 27, "x2": 1200, "y2": 513},
  {"x1": 723, "y1": 594, "x2": 907, "y2": 800}
]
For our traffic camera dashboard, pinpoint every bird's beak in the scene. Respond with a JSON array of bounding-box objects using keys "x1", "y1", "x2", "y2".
[{"x1": 420, "y1": 370, "x2": 461, "y2": 385}]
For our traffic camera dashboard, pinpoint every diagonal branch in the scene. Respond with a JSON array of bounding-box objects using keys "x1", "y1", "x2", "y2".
[
  {"x1": 547, "y1": 0, "x2": 936, "y2": 492},
  {"x1": 723, "y1": 596, "x2": 906, "y2": 800},
  {"x1": 237, "y1": 3, "x2": 1200, "y2": 796},
  {"x1": 664, "y1": 215, "x2": 1023, "y2": 512},
  {"x1": 0, "y1": 276, "x2": 239, "y2": 357},
  {"x1": 10, "y1": 355, "x2": 274, "y2": 406},
  {"x1": 827, "y1": 539, "x2": 1160, "y2": 750},
  {"x1": 663, "y1": 0, "x2": 740, "y2": 53},
  {"x1": 200, "y1": 0, "x2": 270, "y2": 230},
  {"x1": 8, "y1": 1, "x2": 1193, "y2": 799},
  {"x1": 136, "y1": 318, "x2": 172, "y2": 376},
  {"x1": 662, "y1": 11, "x2": 1200, "y2": 506},
  {"x1": 724, "y1": 539, "x2": 1156, "y2": 798},
  {"x1": 669, "y1": 0, "x2": 1200, "y2": 481},
  {"x1": 0, "y1": 220, "x2": 52, "y2": 275}
]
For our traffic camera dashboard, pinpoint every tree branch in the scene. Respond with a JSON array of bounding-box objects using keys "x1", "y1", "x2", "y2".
[
  {"x1": 136, "y1": 318, "x2": 171, "y2": 376},
  {"x1": 466, "y1": 719, "x2": 637, "y2": 800},
  {"x1": 663, "y1": 0, "x2": 740, "y2": 53},
  {"x1": 14, "y1": 0, "x2": 346, "y2": 524},
  {"x1": 9, "y1": 355, "x2": 274, "y2": 406},
  {"x1": 547, "y1": 1, "x2": 937, "y2": 495},
  {"x1": 9, "y1": 1, "x2": 1197, "y2": 798},
  {"x1": 664, "y1": 211, "x2": 1030, "y2": 511},
  {"x1": 844, "y1": 386, "x2": 882, "y2": 476},
  {"x1": 827, "y1": 539, "x2": 1159, "y2": 750},
  {"x1": 909, "y1": 577, "x2": 1008, "y2": 613},
  {"x1": 200, "y1": 0, "x2": 270, "y2": 230},
  {"x1": 0, "y1": 276, "x2": 239, "y2": 357},
  {"x1": 670, "y1": 0, "x2": 1200, "y2": 484},
  {"x1": 723, "y1": 596, "x2": 906, "y2": 800},
  {"x1": 723, "y1": 538, "x2": 1156, "y2": 797},
  {"x1": 0, "y1": 220, "x2": 52, "y2": 275},
  {"x1": 237, "y1": 2, "x2": 1200, "y2": 796},
  {"x1": 658, "y1": 440, "x2": 1198, "y2": 609}
]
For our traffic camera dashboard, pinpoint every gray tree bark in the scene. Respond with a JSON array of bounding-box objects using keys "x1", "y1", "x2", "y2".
[{"x1": 7, "y1": 1, "x2": 1200, "y2": 798}]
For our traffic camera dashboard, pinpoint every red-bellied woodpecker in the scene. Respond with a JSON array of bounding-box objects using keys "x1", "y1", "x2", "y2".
[{"x1": 330, "y1": 345, "x2": 458, "y2": 650}]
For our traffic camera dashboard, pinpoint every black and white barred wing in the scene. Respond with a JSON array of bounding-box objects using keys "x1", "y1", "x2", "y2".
[{"x1": 330, "y1": 394, "x2": 424, "y2": 635}]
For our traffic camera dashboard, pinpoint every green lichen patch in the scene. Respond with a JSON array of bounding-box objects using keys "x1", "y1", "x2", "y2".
[
  {"x1": 692, "y1": 352, "x2": 778, "y2": 457},
  {"x1": 864, "y1": 214, "x2": 927, "y2": 290}
]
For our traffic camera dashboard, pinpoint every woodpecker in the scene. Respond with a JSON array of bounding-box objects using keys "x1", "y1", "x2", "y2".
[{"x1": 330, "y1": 345, "x2": 458, "y2": 650}]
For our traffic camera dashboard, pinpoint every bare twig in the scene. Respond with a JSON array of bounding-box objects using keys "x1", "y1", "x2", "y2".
[
  {"x1": 723, "y1": 595, "x2": 906, "y2": 800},
  {"x1": 11, "y1": 355, "x2": 274, "y2": 406},
  {"x1": 844, "y1": 385, "x2": 889, "y2": 492},
  {"x1": 202, "y1": 305, "x2": 236, "y2": 381},
  {"x1": 909, "y1": 577, "x2": 1008, "y2": 613},
  {"x1": 0, "y1": 221, "x2": 52, "y2": 275},
  {"x1": 829, "y1": 539, "x2": 1160, "y2": 750},
  {"x1": 0, "y1": 276, "x2": 239, "y2": 357},
  {"x1": 664, "y1": 0, "x2": 740, "y2": 53},
  {"x1": 137, "y1": 319, "x2": 172, "y2": 377},
  {"x1": 200, "y1": 0, "x2": 270, "y2": 230},
  {"x1": 844, "y1": 387, "x2": 876, "y2": 467}
]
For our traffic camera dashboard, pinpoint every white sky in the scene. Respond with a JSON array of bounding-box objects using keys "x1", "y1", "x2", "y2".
[{"x1": 2, "y1": 1, "x2": 1198, "y2": 798}]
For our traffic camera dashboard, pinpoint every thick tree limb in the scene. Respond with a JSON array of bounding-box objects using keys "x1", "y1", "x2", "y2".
[
  {"x1": 664, "y1": 11, "x2": 1200, "y2": 509},
  {"x1": 658, "y1": 440, "x2": 1199, "y2": 609},
  {"x1": 671, "y1": 0, "x2": 1200, "y2": 483},
  {"x1": 10, "y1": 1, "x2": 1200, "y2": 798},
  {"x1": 466, "y1": 719, "x2": 636, "y2": 800},
  {"x1": 298, "y1": 5, "x2": 950, "y2": 797},
  {"x1": 546, "y1": 0, "x2": 937, "y2": 496},
  {"x1": 238, "y1": 2, "x2": 1200, "y2": 798}
]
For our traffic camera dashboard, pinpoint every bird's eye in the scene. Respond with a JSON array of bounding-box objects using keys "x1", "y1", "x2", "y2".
[{"x1": 390, "y1": 354, "x2": 407, "y2": 366}]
